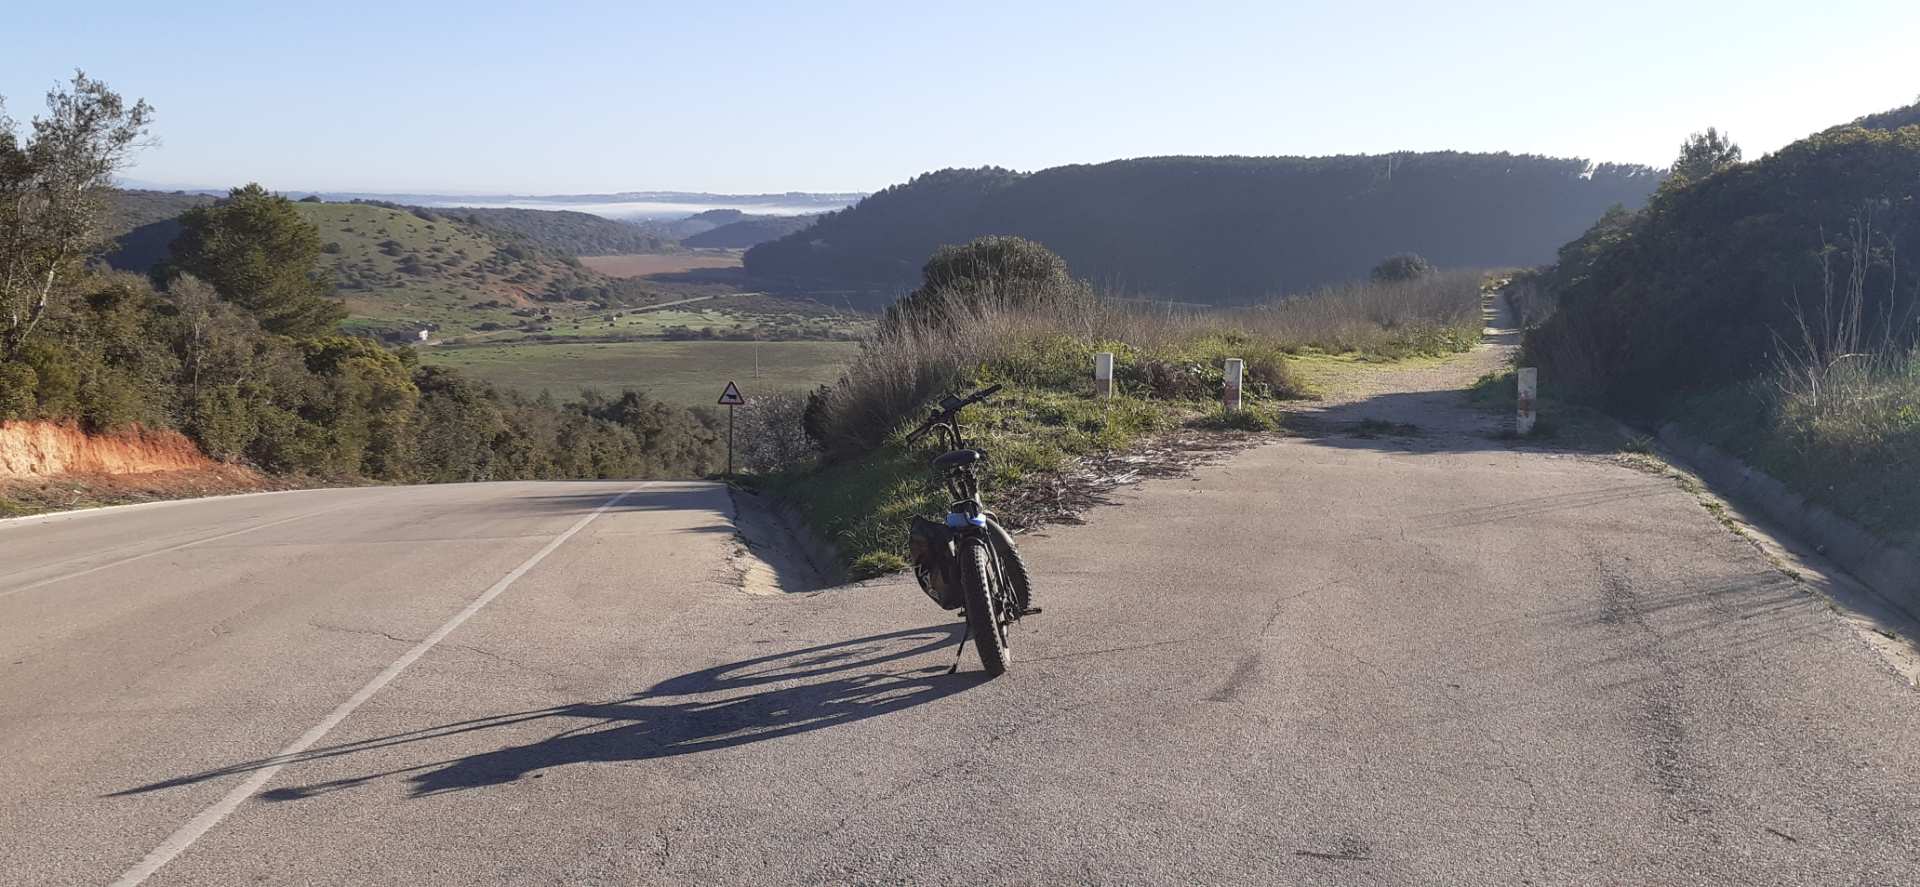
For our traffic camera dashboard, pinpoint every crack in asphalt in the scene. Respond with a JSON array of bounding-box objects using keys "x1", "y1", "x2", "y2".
[
  {"x1": 802, "y1": 694, "x2": 1114, "y2": 848},
  {"x1": 444, "y1": 642, "x2": 575, "y2": 683},
  {"x1": 308, "y1": 621, "x2": 420, "y2": 646}
]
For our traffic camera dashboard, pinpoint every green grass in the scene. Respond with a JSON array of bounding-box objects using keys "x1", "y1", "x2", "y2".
[
  {"x1": 489, "y1": 302, "x2": 868, "y2": 344},
  {"x1": 763, "y1": 384, "x2": 1229, "y2": 579},
  {"x1": 756, "y1": 274, "x2": 1493, "y2": 578},
  {"x1": 419, "y1": 339, "x2": 860, "y2": 406},
  {"x1": 1679, "y1": 363, "x2": 1920, "y2": 544}
]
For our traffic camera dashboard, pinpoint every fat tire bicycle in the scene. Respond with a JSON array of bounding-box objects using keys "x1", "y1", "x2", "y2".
[{"x1": 905, "y1": 385, "x2": 1037, "y2": 676}]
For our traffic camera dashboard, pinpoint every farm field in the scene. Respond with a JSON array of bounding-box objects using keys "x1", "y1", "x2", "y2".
[
  {"x1": 579, "y1": 251, "x2": 743, "y2": 278},
  {"x1": 420, "y1": 339, "x2": 858, "y2": 406},
  {"x1": 501, "y1": 301, "x2": 863, "y2": 341}
]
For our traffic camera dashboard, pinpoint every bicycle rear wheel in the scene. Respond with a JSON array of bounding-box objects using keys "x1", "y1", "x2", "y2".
[
  {"x1": 959, "y1": 537, "x2": 1010, "y2": 676},
  {"x1": 986, "y1": 519, "x2": 1033, "y2": 614}
]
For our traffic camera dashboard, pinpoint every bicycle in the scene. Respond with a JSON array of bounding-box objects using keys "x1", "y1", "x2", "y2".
[{"x1": 904, "y1": 384, "x2": 1037, "y2": 676}]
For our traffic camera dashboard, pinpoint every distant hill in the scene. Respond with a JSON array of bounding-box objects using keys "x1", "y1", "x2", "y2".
[
  {"x1": 682, "y1": 214, "x2": 817, "y2": 248},
  {"x1": 98, "y1": 190, "x2": 216, "y2": 271},
  {"x1": 1832, "y1": 97, "x2": 1920, "y2": 133},
  {"x1": 294, "y1": 202, "x2": 655, "y2": 337},
  {"x1": 744, "y1": 154, "x2": 1664, "y2": 306},
  {"x1": 333, "y1": 190, "x2": 865, "y2": 212},
  {"x1": 100, "y1": 191, "x2": 661, "y2": 339},
  {"x1": 429, "y1": 205, "x2": 675, "y2": 256}
]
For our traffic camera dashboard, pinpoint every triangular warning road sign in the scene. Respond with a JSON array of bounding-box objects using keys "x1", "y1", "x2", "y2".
[{"x1": 717, "y1": 381, "x2": 745, "y2": 406}]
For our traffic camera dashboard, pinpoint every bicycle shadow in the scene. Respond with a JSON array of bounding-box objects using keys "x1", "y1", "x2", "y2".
[{"x1": 113, "y1": 624, "x2": 979, "y2": 801}]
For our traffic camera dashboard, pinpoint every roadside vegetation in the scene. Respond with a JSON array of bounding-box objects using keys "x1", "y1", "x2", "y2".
[
  {"x1": 755, "y1": 237, "x2": 1487, "y2": 576},
  {"x1": 1514, "y1": 104, "x2": 1920, "y2": 541},
  {"x1": 0, "y1": 73, "x2": 727, "y2": 499}
]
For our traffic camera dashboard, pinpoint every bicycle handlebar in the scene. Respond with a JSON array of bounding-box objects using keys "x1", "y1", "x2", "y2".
[{"x1": 904, "y1": 385, "x2": 1002, "y2": 443}]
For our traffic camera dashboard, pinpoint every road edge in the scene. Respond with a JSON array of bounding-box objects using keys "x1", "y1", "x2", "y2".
[
  {"x1": 1655, "y1": 421, "x2": 1920, "y2": 623},
  {"x1": 728, "y1": 486, "x2": 848, "y2": 591}
]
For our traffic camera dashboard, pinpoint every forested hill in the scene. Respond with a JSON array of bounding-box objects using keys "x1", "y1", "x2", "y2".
[
  {"x1": 682, "y1": 214, "x2": 816, "y2": 248},
  {"x1": 1830, "y1": 98, "x2": 1920, "y2": 134},
  {"x1": 744, "y1": 154, "x2": 1663, "y2": 304},
  {"x1": 436, "y1": 206, "x2": 674, "y2": 255}
]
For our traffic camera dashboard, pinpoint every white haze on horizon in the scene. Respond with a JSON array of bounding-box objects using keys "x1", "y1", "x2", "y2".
[{"x1": 417, "y1": 198, "x2": 847, "y2": 220}]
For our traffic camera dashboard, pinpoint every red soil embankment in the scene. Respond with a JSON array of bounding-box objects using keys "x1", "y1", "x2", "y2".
[{"x1": 0, "y1": 421, "x2": 219, "y2": 479}]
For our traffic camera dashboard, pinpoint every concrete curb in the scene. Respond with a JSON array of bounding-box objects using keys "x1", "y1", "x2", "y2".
[
  {"x1": 769, "y1": 495, "x2": 849, "y2": 588},
  {"x1": 729, "y1": 486, "x2": 849, "y2": 590},
  {"x1": 1656, "y1": 422, "x2": 1920, "y2": 621}
]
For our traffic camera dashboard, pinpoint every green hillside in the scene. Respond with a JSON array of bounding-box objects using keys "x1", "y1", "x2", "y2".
[
  {"x1": 745, "y1": 154, "x2": 1663, "y2": 307},
  {"x1": 682, "y1": 215, "x2": 815, "y2": 248},
  {"x1": 291, "y1": 202, "x2": 659, "y2": 339},
  {"x1": 1520, "y1": 116, "x2": 1920, "y2": 539},
  {"x1": 438, "y1": 205, "x2": 675, "y2": 255},
  {"x1": 99, "y1": 189, "x2": 215, "y2": 271}
]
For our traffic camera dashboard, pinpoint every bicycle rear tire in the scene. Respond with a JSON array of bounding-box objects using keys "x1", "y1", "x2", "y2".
[
  {"x1": 959, "y1": 537, "x2": 1010, "y2": 676},
  {"x1": 986, "y1": 519, "x2": 1033, "y2": 614}
]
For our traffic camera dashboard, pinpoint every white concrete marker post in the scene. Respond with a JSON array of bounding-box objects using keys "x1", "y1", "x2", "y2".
[
  {"x1": 1517, "y1": 367, "x2": 1538, "y2": 435},
  {"x1": 1223, "y1": 358, "x2": 1244, "y2": 412},
  {"x1": 1095, "y1": 351, "x2": 1115, "y2": 398}
]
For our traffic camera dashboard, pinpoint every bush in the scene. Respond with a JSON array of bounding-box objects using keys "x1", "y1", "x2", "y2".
[
  {"x1": 1370, "y1": 253, "x2": 1434, "y2": 282},
  {"x1": 0, "y1": 362, "x2": 37, "y2": 418},
  {"x1": 735, "y1": 391, "x2": 817, "y2": 473},
  {"x1": 1523, "y1": 126, "x2": 1920, "y2": 412}
]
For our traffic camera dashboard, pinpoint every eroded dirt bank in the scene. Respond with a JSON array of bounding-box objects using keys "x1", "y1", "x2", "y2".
[
  {"x1": 0, "y1": 421, "x2": 218, "y2": 478},
  {"x1": 0, "y1": 421, "x2": 276, "y2": 516}
]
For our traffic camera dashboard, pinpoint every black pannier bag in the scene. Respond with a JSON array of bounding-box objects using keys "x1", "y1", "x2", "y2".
[{"x1": 909, "y1": 516, "x2": 964, "y2": 609}]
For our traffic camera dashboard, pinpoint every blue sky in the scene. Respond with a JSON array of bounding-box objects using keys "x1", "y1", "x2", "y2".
[{"x1": 6, "y1": 0, "x2": 1917, "y2": 194}]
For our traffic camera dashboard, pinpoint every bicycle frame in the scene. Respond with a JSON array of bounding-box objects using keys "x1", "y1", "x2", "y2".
[
  {"x1": 925, "y1": 419, "x2": 985, "y2": 527},
  {"x1": 913, "y1": 398, "x2": 1015, "y2": 616}
]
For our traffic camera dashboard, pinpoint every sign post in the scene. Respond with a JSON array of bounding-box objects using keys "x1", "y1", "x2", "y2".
[
  {"x1": 717, "y1": 381, "x2": 746, "y2": 476},
  {"x1": 1094, "y1": 351, "x2": 1114, "y2": 398},
  {"x1": 1223, "y1": 358, "x2": 1244, "y2": 412},
  {"x1": 1516, "y1": 368, "x2": 1538, "y2": 436}
]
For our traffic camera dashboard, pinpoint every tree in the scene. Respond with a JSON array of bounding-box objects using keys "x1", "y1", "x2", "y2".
[
  {"x1": 884, "y1": 235, "x2": 1087, "y2": 331},
  {"x1": 0, "y1": 71, "x2": 152, "y2": 359},
  {"x1": 1671, "y1": 128, "x2": 1742, "y2": 185},
  {"x1": 1370, "y1": 252, "x2": 1434, "y2": 283},
  {"x1": 166, "y1": 183, "x2": 346, "y2": 337}
]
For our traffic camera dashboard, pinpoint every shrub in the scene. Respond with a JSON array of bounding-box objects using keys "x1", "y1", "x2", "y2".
[
  {"x1": 1523, "y1": 127, "x2": 1920, "y2": 412},
  {"x1": 1370, "y1": 253, "x2": 1435, "y2": 282},
  {"x1": 736, "y1": 390, "x2": 817, "y2": 473},
  {"x1": 0, "y1": 362, "x2": 37, "y2": 418}
]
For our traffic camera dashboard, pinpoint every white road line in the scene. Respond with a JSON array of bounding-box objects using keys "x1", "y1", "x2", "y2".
[
  {"x1": 108, "y1": 487, "x2": 637, "y2": 887},
  {"x1": 0, "y1": 499, "x2": 371, "y2": 601}
]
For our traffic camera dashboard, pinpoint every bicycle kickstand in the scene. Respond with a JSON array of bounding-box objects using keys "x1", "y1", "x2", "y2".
[{"x1": 948, "y1": 619, "x2": 972, "y2": 674}]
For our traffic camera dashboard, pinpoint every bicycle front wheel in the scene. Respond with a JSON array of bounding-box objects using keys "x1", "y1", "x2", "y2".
[{"x1": 959, "y1": 537, "x2": 1010, "y2": 676}]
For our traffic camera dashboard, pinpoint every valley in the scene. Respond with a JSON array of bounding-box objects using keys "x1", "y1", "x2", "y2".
[
  {"x1": 100, "y1": 189, "x2": 865, "y2": 409},
  {"x1": 421, "y1": 339, "x2": 858, "y2": 405}
]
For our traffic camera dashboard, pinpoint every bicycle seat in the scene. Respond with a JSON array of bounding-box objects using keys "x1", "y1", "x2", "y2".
[{"x1": 932, "y1": 449, "x2": 985, "y2": 469}]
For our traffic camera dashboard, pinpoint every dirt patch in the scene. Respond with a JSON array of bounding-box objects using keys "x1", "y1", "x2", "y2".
[
  {"x1": 0, "y1": 421, "x2": 220, "y2": 478},
  {"x1": 0, "y1": 468, "x2": 289, "y2": 518},
  {"x1": 995, "y1": 428, "x2": 1269, "y2": 531},
  {"x1": 579, "y1": 253, "x2": 743, "y2": 279}
]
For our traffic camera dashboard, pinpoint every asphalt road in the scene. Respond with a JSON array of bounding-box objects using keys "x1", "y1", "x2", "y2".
[{"x1": 6, "y1": 404, "x2": 1920, "y2": 884}]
